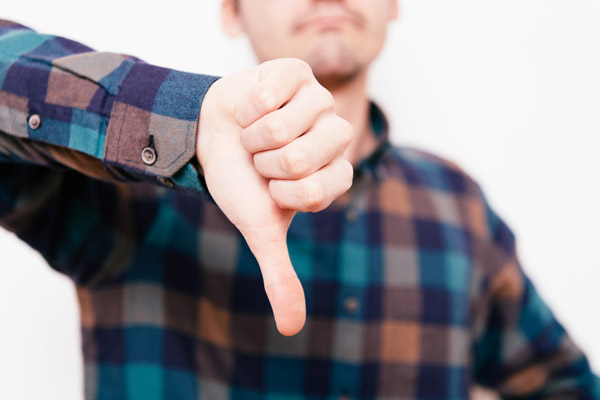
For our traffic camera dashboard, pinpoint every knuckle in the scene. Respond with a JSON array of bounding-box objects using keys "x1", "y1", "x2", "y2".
[
  {"x1": 282, "y1": 149, "x2": 308, "y2": 177},
  {"x1": 265, "y1": 117, "x2": 287, "y2": 146},
  {"x1": 302, "y1": 179, "x2": 325, "y2": 210},
  {"x1": 254, "y1": 88, "x2": 275, "y2": 113}
]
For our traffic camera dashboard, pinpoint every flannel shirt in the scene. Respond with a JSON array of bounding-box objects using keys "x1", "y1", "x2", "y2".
[{"x1": 1, "y1": 20, "x2": 599, "y2": 400}]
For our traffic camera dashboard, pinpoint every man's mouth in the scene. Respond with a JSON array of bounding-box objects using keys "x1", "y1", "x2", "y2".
[{"x1": 294, "y1": 7, "x2": 364, "y2": 33}]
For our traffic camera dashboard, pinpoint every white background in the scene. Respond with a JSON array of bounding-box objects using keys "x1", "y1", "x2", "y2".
[{"x1": 1, "y1": 1, "x2": 599, "y2": 399}]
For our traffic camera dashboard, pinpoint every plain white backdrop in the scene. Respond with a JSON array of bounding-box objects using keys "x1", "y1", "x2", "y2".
[{"x1": 1, "y1": 1, "x2": 599, "y2": 399}]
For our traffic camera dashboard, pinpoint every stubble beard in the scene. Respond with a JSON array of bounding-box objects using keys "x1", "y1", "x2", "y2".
[{"x1": 304, "y1": 37, "x2": 364, "y2": 90}]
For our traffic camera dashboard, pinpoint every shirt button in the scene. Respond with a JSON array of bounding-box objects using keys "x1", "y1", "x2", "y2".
[
  {"x1": 344, "y1": 296, "x2": 360, "y2": 315},
  {"x1": 28, "y1": 114, "x2": 41, "y2": 130},
  {"x1": 345, "y1": 208, "x2": 358, "y2": 222},
  {"x1": 141, "y1": 146, "x2": 157, "y2": 165}
]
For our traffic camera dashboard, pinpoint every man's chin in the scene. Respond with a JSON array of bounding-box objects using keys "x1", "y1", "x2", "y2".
[
  {"x1": 304, "y1": 45, "x2": 363, "y2": 89},
  {"x1": 313, "y1": 67, "x2": 362, "y2": 90}
]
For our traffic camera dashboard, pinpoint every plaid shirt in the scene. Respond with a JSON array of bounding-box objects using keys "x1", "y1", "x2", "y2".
[{"x1": 1, "y1": 20, "x2": 599, "y2": 400}]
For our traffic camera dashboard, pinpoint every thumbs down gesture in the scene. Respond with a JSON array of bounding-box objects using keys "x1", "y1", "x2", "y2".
[{"x1": 196, "y1": 58, "x2": 354, "y2": 336}]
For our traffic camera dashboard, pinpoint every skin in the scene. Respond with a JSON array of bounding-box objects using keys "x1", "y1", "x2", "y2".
[
  {"x1": 197, "y1": 60, "x2": 353, "y2": 335},
  {"x1": 222, "y1": 0, "x2": 399, "y2": 163},
  {"x1": 197, "y1": 0, "x2": 398, "y2": 336}
]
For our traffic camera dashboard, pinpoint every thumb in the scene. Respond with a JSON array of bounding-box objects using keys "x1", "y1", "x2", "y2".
[{"x1": 241, "y1": 226, "x2": 306, "y2": 336}]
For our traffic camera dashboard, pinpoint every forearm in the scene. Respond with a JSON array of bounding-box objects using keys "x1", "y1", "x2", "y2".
[
  {"x1": 0, "y1": 19, "x2": 220, "y2": 283},
  {"x1": 0, "y1": 19, "x2": 218, "y2": 194}
]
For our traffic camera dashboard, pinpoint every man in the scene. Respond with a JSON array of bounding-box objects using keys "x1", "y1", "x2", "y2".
[{"x1": 0, "y1": 1, "x2": 598, "y2": 400}]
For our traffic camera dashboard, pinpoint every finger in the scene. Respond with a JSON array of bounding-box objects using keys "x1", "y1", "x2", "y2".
[
  {"x1": 269, "y1": 157, "x2": 354, "y2": 212},
  {"x1": 240, "y1": 83, "x2": 335, "y2": 154},
  {"x1": 239, "y1": 222, "x2": 306, "y2": 336},
  {"x1": 234, "y1": 58, "x2": 313, "y2": 128},
  {"x1": 253, "y1": 115, "x2": 353, "y2": 180}
]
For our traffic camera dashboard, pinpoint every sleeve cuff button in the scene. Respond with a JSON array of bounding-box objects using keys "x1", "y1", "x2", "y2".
[
  {"x1": 28, "y1": 114, "x2": 41, "y2": 130},
  {"x1": 142, "y1": 146, "x2": 157, "y2": 165}
]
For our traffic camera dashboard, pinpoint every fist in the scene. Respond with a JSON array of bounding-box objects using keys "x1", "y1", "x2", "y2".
[{"x1": 197, "y1": 58, "x2": 353, "y2": 336}]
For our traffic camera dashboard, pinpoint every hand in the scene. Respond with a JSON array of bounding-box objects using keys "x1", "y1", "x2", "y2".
[{"x1": 197, "y1": 58, "x2": 353, "y2": 336}]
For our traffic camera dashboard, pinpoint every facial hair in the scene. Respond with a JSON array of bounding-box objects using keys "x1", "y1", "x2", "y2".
[{"x1": 304, "y1": 32, "x2": 365, "y2": 90}]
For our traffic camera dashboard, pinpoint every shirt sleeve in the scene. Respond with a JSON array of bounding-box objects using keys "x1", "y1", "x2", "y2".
[
  {"x1": 0, "y1": 19, "x2": 219, "y2": 194},
  {"x1": 0, "y1": 19, "x2": 219, "y2": 284},
  {"x1": 471, "y1": 193, "x2": 600, "y2": 398}
]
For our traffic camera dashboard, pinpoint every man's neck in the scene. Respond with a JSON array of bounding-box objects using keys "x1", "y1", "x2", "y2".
[{"x1": 326, "y1": 71, "x2": 378, "y2": 166}]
